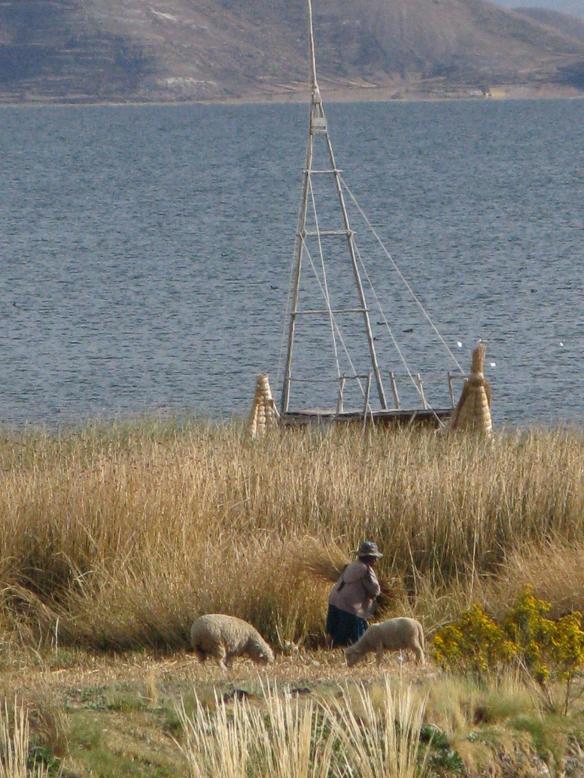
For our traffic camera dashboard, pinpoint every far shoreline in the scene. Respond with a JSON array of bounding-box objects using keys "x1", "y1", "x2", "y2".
[{"x1": 1, "y1": 82, "x2": 583, "y2": 109}]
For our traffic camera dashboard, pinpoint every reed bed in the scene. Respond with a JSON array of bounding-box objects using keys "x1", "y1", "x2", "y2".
[{"x1": 0, "y1": 420, "x2": 581, "y2": 650}]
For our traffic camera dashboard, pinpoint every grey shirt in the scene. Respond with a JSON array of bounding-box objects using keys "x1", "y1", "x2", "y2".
[{"x1": 328, "y1": 560, "x2": 381, "y2": 619}]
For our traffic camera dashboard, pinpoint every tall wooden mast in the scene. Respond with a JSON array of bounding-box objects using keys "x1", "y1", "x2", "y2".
[{"x1": 280, "y1": 0, "x2": 387, "y2": 413}]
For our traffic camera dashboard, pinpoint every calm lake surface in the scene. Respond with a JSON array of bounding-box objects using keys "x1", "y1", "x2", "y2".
[{"x1": 0, "y1": 99, "x2": 582, "y2": 428}]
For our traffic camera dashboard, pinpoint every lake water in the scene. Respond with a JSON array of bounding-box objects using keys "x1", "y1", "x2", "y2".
[{"x1": 0, "y1": 99, "x2": 582, "y2": 428}]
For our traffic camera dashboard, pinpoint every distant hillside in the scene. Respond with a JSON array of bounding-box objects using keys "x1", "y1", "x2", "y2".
[
  {"x1": 0, "y1": 0, "x2": 583, "y2": 103},
  {"x1": 495, "y1": 0, "x2": 584, "y2": 20},
  {"x1": 514, "y1": 7, "x2": 584, "y2": 42}
]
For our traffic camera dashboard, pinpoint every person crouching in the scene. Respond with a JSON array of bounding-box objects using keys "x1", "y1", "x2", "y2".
[{"x1": 326, "y1": 540, "x2": 382, "y2": 647}]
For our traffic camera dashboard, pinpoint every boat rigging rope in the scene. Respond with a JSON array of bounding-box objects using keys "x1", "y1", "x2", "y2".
[
  {"x1": 340, "y1": 176, "x2": 464, "y2": 374},
  {"x1": 352, "y1": 239, "x2": 446, "y2": 428},
  {"x1": 300, "y1": 236, "x2": 367, "y2": 398},
  {"x1": 351, "y1": 240, "x2": 420, "y2": 392},
  {"x1": 308, "y1": 177, "x2": 342, "y2": 383}
]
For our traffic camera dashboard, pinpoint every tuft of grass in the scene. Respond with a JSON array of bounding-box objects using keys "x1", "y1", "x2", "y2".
[
  {"x1": 26, "y1": 686, "x2": 69, "y2": 765},
  {"x1": 67, "y1": 709, "x2": 180, "y2": 777},
  {"x1": 176, "y1": 678, "x2": 428, "y2": 778},
  {"x1": 0, "y1": 698, "x2": 49, "y2": 778},
  {"x1": 324, "y1": 678, "x2": 428, "y2": 778},
  {"x1": 509, "y1": 712, "x2": 575, "y2": 772}
]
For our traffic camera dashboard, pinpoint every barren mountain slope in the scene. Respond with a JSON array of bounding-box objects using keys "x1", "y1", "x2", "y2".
[
  {"x1": 0, "y1": 0, "x2": 583, "y2": 102},
  {"x1": 514, "y1": 7, "x2": 584, "y2": 42},
  {"x1": 496, "y1": 0, "x2": 584, "y2": 20},
  {"x1": 288, "y1": 0, "x2": 584, "y2": 79}
]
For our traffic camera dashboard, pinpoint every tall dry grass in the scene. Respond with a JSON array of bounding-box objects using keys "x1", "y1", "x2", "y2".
[
  {"x1": 325, "y1": 679, "x2": 428, "y2": 778},
  {"x1": 0, "y1": 420, "x2": 581, "y2": 649},
  {"x1": 481, "y1": 539, "x2": 584, "y2": 619},
  {"x1": 0, "y1": 699, "x2": 48, "y2": 778},
  {"x1": 175, "y1": 678, "x2": 427, "y2": 778}
]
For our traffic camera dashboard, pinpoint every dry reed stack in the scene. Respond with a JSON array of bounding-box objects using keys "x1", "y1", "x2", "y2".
[
  {"x1": 248, "y1": 374, "x2": 279, "y2": 439},
  {"x1": 449, "y1": 342, "x2": 493, "y2": 435}
]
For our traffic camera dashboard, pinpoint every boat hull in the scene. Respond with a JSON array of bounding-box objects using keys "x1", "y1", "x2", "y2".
[{"x1": 279, "y1": 408, "x2": 453, "y2": 428}]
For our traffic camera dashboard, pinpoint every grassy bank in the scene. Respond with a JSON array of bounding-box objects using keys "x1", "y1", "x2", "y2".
[
  {"x1": 0, "y1": 419, "x2": 583, "y2": 775},
  {"x1": 3, "y1": 654, "x2": 584, "y2": 776},
  {"x1": 0, "y1": 420, "x2": 582, "y2": 652}
]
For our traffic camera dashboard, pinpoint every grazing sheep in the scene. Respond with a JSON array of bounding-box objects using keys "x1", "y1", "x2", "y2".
[
  {"x1": 344, "y1": 617, "x2": 425, "y2": 667},
  {"x1": 190, "y1": 614, "x2": 275, "y2": 670}
]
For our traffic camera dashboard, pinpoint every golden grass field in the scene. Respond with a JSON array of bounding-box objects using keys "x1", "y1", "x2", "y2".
[{"x1": 0, "y1": 419, "x2": 582, "y2": 775}]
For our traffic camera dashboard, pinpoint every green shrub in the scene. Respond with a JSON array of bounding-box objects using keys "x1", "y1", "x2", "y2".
[{"x1": 432, "y1": 588, "x2": 584, "y2": 713}]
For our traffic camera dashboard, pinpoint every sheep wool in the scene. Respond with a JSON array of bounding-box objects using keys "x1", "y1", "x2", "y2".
[
  {"x1": 190, "y1": 613, "x2": 275, "y2": 670},
  {"x1": 345, "y1": 617, "x2": 425, "y2": 667}
]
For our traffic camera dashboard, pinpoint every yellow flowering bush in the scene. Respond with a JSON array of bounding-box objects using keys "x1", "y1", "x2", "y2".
[
  {"x1": 432, "y1": 589, "x2": 584, "y2": 711},
  {"x1": 433, "y1": 604, "x2": 516, "y2": 673},
  {"x1": 552, "y1": 613, "x2": 584, "y2": 680},
  {"x1": 502, "y1": 588, "x2": 556, "y2": 683}
]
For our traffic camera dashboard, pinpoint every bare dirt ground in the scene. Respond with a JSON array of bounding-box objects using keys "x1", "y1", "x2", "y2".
[{"x1": 7, "y1": 647, "x2": 434, "y2": 702}]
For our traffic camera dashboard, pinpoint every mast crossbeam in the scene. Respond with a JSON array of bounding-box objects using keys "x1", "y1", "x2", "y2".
[
  {"x1": 302, "y1": 229, "x2": 353, "y2": 237},
  {"x1": 293, "y1": 307, "x2": 368, "y2": 316},
  {"x1": 305, "y1": 168, "x2": 343, "y2": 174}
]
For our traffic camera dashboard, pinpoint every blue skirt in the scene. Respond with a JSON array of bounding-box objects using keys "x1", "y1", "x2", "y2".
[{"x1": 326, "y1": 604, "x2": 368, "y2": 647}]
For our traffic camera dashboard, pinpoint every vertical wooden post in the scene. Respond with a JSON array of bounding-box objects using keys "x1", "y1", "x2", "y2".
[
  {"x1": 363, "y1": 373, "x2": 372, "y2": 429},
  {"x1": 324, "y1": 134, "x2": 387, "y2": 409},
  {"x1": 281, "y1": 136, "x2": 313, "y2": 414},
  {"x1": 336, "y1": 375, "x2": 346, "y2": 415},
  {"x1": 415, "y1": 373, "x2": 428, "y2": 409},
  {"x1": 389, "y1": 371, "x2": 400, "y2": 409},
  {"x1": 362, "y1": 373, "x2": 372, "y2": 415},
  {"x1": 447, "y1": 371, "x2": 455, "y2": 406}
]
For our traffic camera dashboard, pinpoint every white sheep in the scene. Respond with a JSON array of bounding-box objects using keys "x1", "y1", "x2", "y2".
[
  {"x1": 344, "y1": 617, "x2": 425, "y2": 667},
  {"x1": 190, "y1": 614, "x2": 275, "y2": 670}
]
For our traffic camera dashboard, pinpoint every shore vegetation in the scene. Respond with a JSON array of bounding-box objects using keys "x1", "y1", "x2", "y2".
[{"x1": 0, "y1": 419, "x2": 582, "y2": 775}]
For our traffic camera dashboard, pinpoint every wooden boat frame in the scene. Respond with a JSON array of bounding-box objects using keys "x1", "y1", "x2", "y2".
[{"x1": 278, "y1": 0, "x2": 463, "y2": 428}]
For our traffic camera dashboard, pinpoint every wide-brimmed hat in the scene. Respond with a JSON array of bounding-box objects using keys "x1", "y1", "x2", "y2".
[{"x1": 355, "y1": 541, "x2": 383, "y2": 558}]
